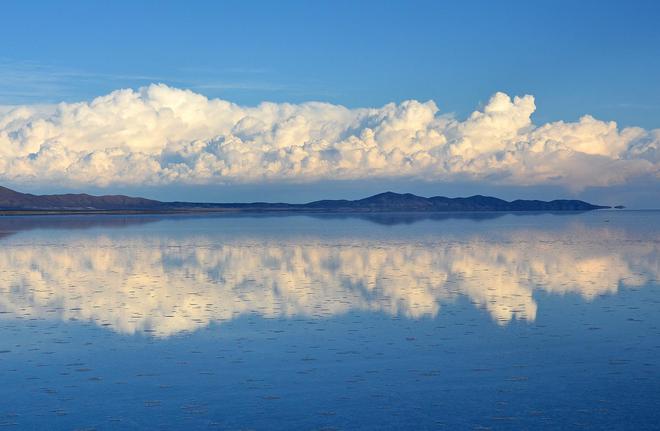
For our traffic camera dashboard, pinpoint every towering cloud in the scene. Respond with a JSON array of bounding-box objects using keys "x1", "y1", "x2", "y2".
[{"x1": 0, "y1": 84, "x2": 657, "y2": 188}]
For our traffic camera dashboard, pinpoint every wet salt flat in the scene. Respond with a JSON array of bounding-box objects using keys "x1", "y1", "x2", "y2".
[{"x1": 0, "y1": 211, "x2": 658, "y2": 430}]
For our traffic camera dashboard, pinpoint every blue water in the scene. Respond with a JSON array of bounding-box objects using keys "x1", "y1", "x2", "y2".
[{"x1": 0, "y1": 211, "x2": 658, "y2": 430}]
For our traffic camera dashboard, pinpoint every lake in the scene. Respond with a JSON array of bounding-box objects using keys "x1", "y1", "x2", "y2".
[{"x1": 0, "y1": 211, "x2": 658, "y2": 430}]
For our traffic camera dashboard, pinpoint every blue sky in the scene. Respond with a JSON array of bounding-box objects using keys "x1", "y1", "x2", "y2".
[
  {"x1": 2, "y1": 0, "x2": 660, "y2": 127},
  {"x1": 0, "y1": 0, "x2": 659, "y2": 206}
]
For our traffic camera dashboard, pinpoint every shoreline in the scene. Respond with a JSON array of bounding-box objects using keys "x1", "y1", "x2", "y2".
[{"x1": 0, "y1": 208, "x2": 627, "y2": 216}]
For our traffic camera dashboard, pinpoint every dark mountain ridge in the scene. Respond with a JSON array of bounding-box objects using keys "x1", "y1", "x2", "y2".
[
  {"x1": 0, "y1": 186, "x2": 160, "y2": 210},
  {"x1": 0, "y1": 186, "x2": 610, "y2": 212}
]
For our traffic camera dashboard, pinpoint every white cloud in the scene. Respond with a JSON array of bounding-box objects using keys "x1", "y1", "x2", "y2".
[{"x1": 0, "y1": 84, "x2": 657, "y2": 189}]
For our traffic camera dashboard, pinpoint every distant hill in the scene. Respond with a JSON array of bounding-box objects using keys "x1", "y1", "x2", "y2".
[
  {"x1": 0, "y1": 186, "x2": 161, "y2": 211},
  {"x1": 302, "y1": 192, "x2": 610, "y2": 212},
  {"x1": 0, "y1": 186, "x2": 610, "y2": 213}
]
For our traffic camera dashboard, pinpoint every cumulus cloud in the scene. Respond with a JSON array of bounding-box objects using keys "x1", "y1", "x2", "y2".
[{"x1": 0, "y1": 84, "x2": 657, "y2": 189}]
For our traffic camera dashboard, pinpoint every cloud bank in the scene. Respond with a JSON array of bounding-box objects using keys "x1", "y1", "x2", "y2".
[{"x1": 0, "y1": 84, "x2": 657, "y2": 189}]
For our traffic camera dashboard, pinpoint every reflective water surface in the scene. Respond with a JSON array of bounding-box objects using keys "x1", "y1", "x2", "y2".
[{"x1": 0, "y1": 211, "x2": 658, "y2": 429}]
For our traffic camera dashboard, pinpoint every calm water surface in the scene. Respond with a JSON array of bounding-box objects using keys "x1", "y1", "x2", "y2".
[{"x1": 0, "y1": 211, "x2": 658, "y2": 430}]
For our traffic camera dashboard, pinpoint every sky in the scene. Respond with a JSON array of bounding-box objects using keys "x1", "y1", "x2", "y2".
[{"x1": 0, "y1": 0, "x2": 659, "y2": 207}]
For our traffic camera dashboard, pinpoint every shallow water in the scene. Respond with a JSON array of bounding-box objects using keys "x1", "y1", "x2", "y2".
[{"x1": 0, "y1": 211, "x2": 658, "y2": 430}]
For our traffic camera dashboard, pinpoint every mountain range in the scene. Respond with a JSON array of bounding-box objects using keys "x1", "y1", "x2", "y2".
[{"x1": 0, "y1": 186, "x2": 610, "y2": 213}]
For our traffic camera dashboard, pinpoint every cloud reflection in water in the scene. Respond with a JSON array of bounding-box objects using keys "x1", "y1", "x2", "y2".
[{"x1": 0, "y1": 219, "x2": 656, "y2": 337}]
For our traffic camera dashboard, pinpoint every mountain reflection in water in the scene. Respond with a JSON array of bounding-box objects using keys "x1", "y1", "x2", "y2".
[{"x1": 0, "y1": 214, "x2": 657, "y2": 337}]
